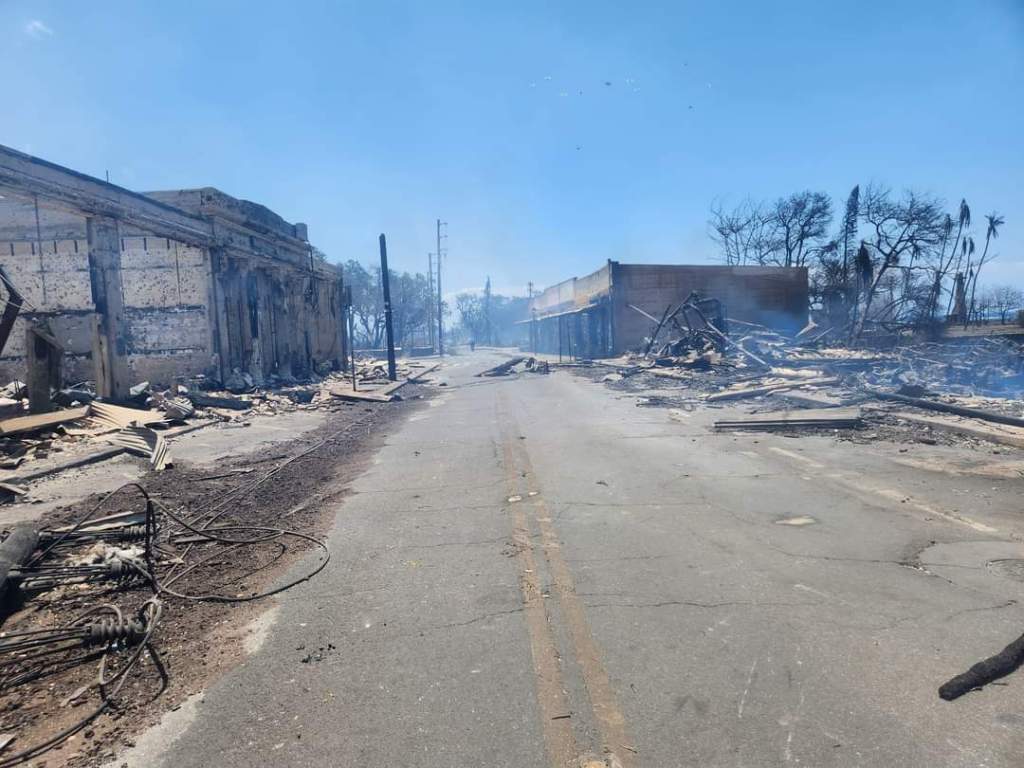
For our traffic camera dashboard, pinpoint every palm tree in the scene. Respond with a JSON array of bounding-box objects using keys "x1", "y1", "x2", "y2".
[
  {"x1": 965, "y1": 213, "x2": 1005, "y2": 325},
  {"x1": 944, "y1": 199, "x2": 971, "y2": 318}
]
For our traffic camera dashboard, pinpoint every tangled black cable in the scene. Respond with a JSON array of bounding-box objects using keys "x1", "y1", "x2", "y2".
[
  {"x1": 0, "y1": 600, "x2": 162, "y2": 767},
  {"x1": 0, "y1": 417, "x2": 352, "y2": 763}
]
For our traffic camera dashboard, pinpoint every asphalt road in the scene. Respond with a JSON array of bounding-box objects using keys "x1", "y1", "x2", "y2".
[{"x1": 137, "y1": 351, "x2": 1024, "y2": 768}]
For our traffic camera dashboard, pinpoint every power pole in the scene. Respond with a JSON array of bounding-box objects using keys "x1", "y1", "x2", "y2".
[
  {"x1": 436, "y1": 219, "x2": 446, "y2": 356},
  {"x1": 427, "y1": 253, "x2": 436, "y2": 352},
  {"x1": 345, "y1": 285, "x2": 357, "y2": 391},
  {"x1": 484, "y1": 275, "x2": 492, "y2": 346},
  {"x1": 527, "y1": 281, "x2": 534, "y2": 298},
  {"x1": 379, "y1": 234, "x2": 397, "y2": 381}
]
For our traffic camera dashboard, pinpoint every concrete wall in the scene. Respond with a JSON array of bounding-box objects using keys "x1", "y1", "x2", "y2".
[
  {"x1": 610, "y1": 263, "x2": 808, "y2": 353},
  {"x1": 573, "y1": 262, "x2": 611, "y2": 308},
  {"x1": 0, "y1": 231, "x2": 215, "y2": 384},
  {"x1": 211, "y1": 255, "x2": 343, "y2": 383},
  {"x1": 121, "y1": 235, "x2": 214, "y2": 383},
  {"x1": 528, "y1": 261, "x2": 809, "y2": 357},
  {"x1": 532, "y1": 276, "x2": 578, "y2": 316},
  {"x1": 0, "y1": 189, "x2": 344, "y2": 389}
]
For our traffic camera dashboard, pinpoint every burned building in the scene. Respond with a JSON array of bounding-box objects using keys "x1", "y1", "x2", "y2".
[
  {"x1": 526, "y1": 261, "x2": 808, "y2": 358},
  {"x1": 0, "y1": 145, "x2": 345, "y2": 400}
]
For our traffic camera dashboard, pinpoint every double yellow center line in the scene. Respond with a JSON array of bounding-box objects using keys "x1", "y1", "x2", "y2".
[{"x1": 497, "y1": 393, "x2": 636, "y2": 768}]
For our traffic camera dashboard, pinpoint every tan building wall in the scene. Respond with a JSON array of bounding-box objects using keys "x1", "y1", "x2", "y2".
[
  {"x1": 0, "y1": 233, "x2": 215, "y2": 384},
  {"x1": 527, "y1": 261, "x2": 808, "y2": 357},
  {"x1": 0, "y1": 193, "x2": 344, "y2": 388}
]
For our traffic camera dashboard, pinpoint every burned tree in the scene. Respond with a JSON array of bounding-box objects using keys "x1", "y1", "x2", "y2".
[
  {"x1": 983, "y1": 285, "x2": 1024, "y2": 324},
  {"x1": 853, "y1": 185, "x2": 947, "y2": 337},
  {"x1": 708, "y1": 199, "x2": 779, "y2": 266},
  {"x1": 771, "y1": 191, "x2": 833, "y2": 268},
  {"x1": 710, "y1": 192, "x2": 832, "y2": 268}
]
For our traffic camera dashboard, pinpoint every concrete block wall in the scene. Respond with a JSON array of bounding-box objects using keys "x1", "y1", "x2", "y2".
[
  {"x1": 0, "y1": 185, "x2": 343, "y2": 391},
  {"x1": 120, "y1": 236, "x2": 214, "y2": 383},
  {"x1": 0, "y1": 233, "x2": 214, "y2": 386},
  {"x1": 0, "y1": 237, "x2": 95, "y2": 382}
]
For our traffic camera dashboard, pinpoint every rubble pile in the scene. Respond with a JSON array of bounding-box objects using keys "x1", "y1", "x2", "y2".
[
  {"x1": 0, "y1": 365, "x2": 424, "y2": 763},
  {"x1": 0, "y1": 357, "x2": 439, "y2": 503},
  {"x1": 477, "y1": 356, "x2": 550, "y2": 377},
  {"x1": 591, "y1": 301, "x2": 1024, "y2": 446}
]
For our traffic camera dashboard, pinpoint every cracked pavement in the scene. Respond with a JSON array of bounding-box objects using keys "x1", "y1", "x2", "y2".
[{"x1": 131, "y1": 351, "x2": 1024, "y2": 768}]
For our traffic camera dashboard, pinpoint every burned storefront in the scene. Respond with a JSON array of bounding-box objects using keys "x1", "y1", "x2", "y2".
[
  {"x1": 525, "y1": 261, "x2": 809, "y2": 359},
  {"x1": 0, "y1": 145, "x2": 345, "y2": 401}
]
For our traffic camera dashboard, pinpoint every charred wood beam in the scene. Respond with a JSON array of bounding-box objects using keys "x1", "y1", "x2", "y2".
[{"x1": 873, "y1": 391, "x2": 1024, "y2": 429}]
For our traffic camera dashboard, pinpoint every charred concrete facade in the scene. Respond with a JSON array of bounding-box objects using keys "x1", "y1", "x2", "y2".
[
  {"x1": 527, "y1": 261, "x2": 808, "y2": 358},
  {"x1": 0, "y1": 145, "x2": 345, "y2": 396}
]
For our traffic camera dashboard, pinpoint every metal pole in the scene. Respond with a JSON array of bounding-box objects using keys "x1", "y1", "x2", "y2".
[
  {"x1": 436, "y1": 219, "x2": 444, "y2": 356},
  {"x1": 558, "y1": 316, "x2": 563, "y2": 363},
  {"x1": 343, "y1": 284, "x2": 356, "y2": 389},
  {"x1": 379, "y1": 234, "x2": 397, "y2": 381},
  {"x1": 427, "y1": 253, "x2": 436, "y2": 352}
]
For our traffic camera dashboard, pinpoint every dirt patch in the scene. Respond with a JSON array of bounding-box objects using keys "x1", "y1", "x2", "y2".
[{"x1": 0, "y1": 386, "x2": 428, "y2": 767}]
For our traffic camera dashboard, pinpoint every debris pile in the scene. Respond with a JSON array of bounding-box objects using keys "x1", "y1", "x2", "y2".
[
  {"x1": 0, "y1": 359, "x2": 439, "y2": 504},
  {"x1": 589, "y1": 297, "x2": 1024, "y2": 445},
  {"x1": 0, "y1": 479, "x2": 326, "y2": 765},
  {"x1": 476, "y1": 357, "x2": 550, "y2": 377},
  {"x1": 0, "y1": 392, "x2": 402, "y2": 765}
]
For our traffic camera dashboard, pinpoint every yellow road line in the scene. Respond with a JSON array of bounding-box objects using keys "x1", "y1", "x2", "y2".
[
  {"x1": 499, "y1": 393, "x2": 636, "y2": 767},
  {"x1": 498, "y1": 408, "x2": 579, "y2": 768}
]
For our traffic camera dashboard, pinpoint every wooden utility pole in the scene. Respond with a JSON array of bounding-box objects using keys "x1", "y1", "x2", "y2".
[
  {"x1": 484, "y1": 275, "x2": 492, "y2": 346},
  {"x1": 345, "y1": 285, "x2": 358, "y2": 391},
  {"x1": 379, "y1": 234, "x2": 397, "y2": 381},
  {"x1": 436, "y1": 219, "x2": 445, "y2": 356},
  {"x1": 427, "y1": 253, "x2": 436, "y2": 352}
]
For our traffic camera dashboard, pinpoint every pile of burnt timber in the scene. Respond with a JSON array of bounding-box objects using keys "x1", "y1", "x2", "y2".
[
  {"x1": 0, "y1": 360, "x2": 441, "y2": 503},
  {"x1": 477, "y1": 357, "x2": 550, "y2": 377},
  {"x1": 603, "y1": 295, "x2": 1024, "y2": 446},
  {"x1": 714, "y1": 407, "x2": 863, "y2": 432},
  {"x1": 328, "y1": 359, "x2": 439, "y2": 402}
]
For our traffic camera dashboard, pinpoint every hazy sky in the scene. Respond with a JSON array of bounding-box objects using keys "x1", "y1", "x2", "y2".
[{"x1": 2, "y1": 0, "x2": 1022, "y2": 296}]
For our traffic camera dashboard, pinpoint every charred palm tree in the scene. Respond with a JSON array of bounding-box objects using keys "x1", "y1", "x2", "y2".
[
  {"x1": 965, "y1": 213, "x2": 1005, "y2": 326},
  {"x1": 944, "y1": 199, "x2": 971, "y2": 318}
]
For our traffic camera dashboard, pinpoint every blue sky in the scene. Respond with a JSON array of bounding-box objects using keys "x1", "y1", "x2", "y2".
[{"x1": 2, "y1": 0, "x2": 1022, "y2": 296}]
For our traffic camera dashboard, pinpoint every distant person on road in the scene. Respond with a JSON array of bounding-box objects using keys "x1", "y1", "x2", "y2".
[{"x1": 469, "y1": 339, "x2": 476, "y2": 351}]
